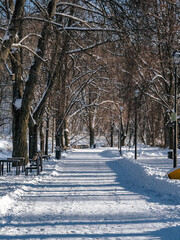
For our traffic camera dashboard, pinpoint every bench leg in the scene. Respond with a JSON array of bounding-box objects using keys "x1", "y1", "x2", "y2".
[
  {"x1": 40, "y1": 159, "x2": 43, "y2": 171},
  {"x1": 36, "y1": 159, "x2": 40, "y2": 175},
  {"x1": 16, "y1": 162, "x2": 18, "y2": 175},
  {"x1": 22, "y1": 163, "x2": 25, "y2": 173},
  {"x1": 22, "y1": 159, "x2": 25, "y2": 173},
  {"x1": 0, "y1": 163, "x2": 4, "y2": 175},
  {"x1": 8, "y1": 162, "x2": 11, "y2": 172},
  {"x1": 16, "y1": 162, "x2": 20, "y2": 175}
]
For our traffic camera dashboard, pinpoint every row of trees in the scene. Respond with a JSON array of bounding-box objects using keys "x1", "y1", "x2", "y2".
[{"x1": 0, "y1": 0, "x2": 179, "y2": 162}]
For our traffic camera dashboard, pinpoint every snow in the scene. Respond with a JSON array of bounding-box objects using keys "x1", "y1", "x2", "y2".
[
  {"x1": 3, "y1": 33, "x2": 10, "y2": 41},
  {"x1": 1, "y1": 139, "x2": 180, "y2": 239},
  {"x1": 13, "y1": 98, "x2": 22, "y2": 110}
]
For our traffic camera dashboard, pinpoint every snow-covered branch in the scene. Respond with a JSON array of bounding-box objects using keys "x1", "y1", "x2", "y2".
[
  {"x1": 57, "y1": 2, "x2": 103, "y2": 17},
  {"x1": 18, "y1": 33, "x2": 42, "y2": 44},
  {"x1": 56, "y1": 67, "x2": 102, "y2": 132},
  {"x1": 68, "y1": 103, "x2": 98, "y2": 121},
  {"x1": 22, "y1": 17, "x2": 118, "y2": 32},
  {"x1": 67, "y1": 39, "x2": 119, "y2": 54},
  {"x1": 12, "y1": 43, "x2": 45, "y2": 62},
  {"x1": 55, "y1": 12, "x2": 91, "y2": 28}
]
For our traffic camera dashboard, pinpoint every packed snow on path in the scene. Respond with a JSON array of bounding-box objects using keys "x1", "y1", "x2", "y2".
[{"x1": 1, "y1": 140, "x2": 180, "y2": 239}]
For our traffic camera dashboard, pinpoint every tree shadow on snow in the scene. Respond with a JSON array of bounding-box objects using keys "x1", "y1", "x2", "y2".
[
  {"x1": 148, "y1": 225, "x2": 180, "y2": 240},
  {"x1": 106, "y1": 159, "x2": 179, "y2": 206}
]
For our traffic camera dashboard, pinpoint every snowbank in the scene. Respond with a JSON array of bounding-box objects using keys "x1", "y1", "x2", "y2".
[{"x1": 119, "y1": 147, "x2": 180, "y2": 202}]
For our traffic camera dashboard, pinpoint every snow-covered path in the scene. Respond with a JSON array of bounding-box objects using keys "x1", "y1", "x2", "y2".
[{"x1": 1, "y1": 148, "x2": 180, "y2": 239}]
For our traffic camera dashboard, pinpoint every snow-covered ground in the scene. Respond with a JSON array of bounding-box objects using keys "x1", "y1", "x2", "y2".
[{"x1": 1, "y1": 139, "x2": 180, "y2": 239}]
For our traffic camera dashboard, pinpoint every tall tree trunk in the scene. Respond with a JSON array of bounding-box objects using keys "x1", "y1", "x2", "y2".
[
  {"x1": 64, "y1": 117, "x2": 70, "y2": 147},
  {"x1": 164, "y1": 113, "x2": 173, "y2": 149},
  {"x1": 13, "y1": 0, "x2": 57, "y2": 160},
  {"x1": 89, "y1": 126, "x2": 94, "y2": 148},
  {"x1": 11, "y1": 30, "x2": 29, "y2": 163},
  {"x1": 55, "y1": 118, "x2": 63, "y2": 159},
  {"x1": 0, "y1": 0, "x2": 25, "y2": 69},
  {"x1": 45, "y1": 117, "x2": 49, "y2": 155},
  {"x1": 89, "y1": 111, "x2": 94, "y2": 148},
  {"x1": 29, "y1": 23, "x2": 69, "y2": 156},
  {"x1": 56, "y1": 118, "x2": 63, "y2": 149},
  {"x1": 110, "y1": 120, "x2": 114, "y2": 147},
  {"x1": 29, "y1": 116, "x2": 38, "y2": 159},
  {"x1": 12, "y1": 110, "x2": 28, "y2": 163},
  {"x1": 169, "y1": 126, "x2": 174, "y2": 149},
  {"x1": 52, "y1": 117, "x2": 55, "y2": 153},
  {"x1": 40, "y1": 121, "x2": 44, "y2": 153},
  {"x1": 55, "y1": 133, "x2": 61, "y2": 149},
  {"x1": 88, "y1": 89, "x2": 95, "y2": 148}
]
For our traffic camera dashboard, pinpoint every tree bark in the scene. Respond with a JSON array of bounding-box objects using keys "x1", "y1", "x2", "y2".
[
  {"x1": 11, "y1": 28, "x2": 29, "y2": 163},
  {"x1": 29, "y1": 116, "x2": 38, "y2": 159},
  {"x1": 64, "y1": 117, "x2": 70, "y2": 147},
  {"x1": 52, "y1": 117, "x2": 55, "y2": 153},
  {"x1": 88, "y1": 89, "x2": 95, "y2": 148},
  {"x1": 110, "y1": 121, "x2": 114, "y2": 147},
  {"x1": 29, "y1": 22, "x2": 69, "y2": 156},
  {"x1": 0, "y1": 0, "x2": 25, "y2": 69},
  {"x1": 40, "y1": 121, "x2": 45, "y2": 153},
  {"x1": 12, "y1": 110, "x2": 28, "y2": 163},
  {"x1": 45, "y1": 117, "x2": 49, "y2": 155},
  {"x1": 12, "y1": 0, "x2": 57, "y2": 160},
  {"x1": 56, "y1": 118, "x2": 64, "y2": 149},
  {"x1": 89, "y1": 126, "x2": 94, "y2": 148}
]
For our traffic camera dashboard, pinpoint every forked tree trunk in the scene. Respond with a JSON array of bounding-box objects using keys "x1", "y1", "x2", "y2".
[
  {"x1": 28, "y1": 20, "x2": 69, "y2": 157},
  {"x1": 13, "y1": 0, "x2": 57, "y2": 160}
]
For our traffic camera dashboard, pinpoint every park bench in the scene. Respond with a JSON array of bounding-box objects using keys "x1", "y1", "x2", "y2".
[
  {"x1": 0, "y1": 157, "x2": 25, "y2": 175},
  {"x1": 42, "y1": 154, "x2": 51, "y2": 160},
  {"x1": 7, "y1": 157, "x2": 26, "y2": 173},
  {"x1": 25, "y1": 153, "x2": 43, "y2": 176},
  {"x1": 0, "y1": 159, "x2": 21, "y2": 175},
  {"x1": 72, "y1": 145, "x2": 89, "y2": 149}
]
